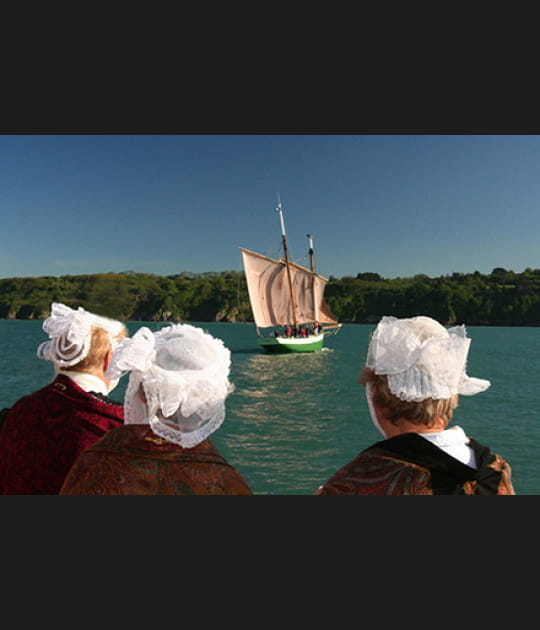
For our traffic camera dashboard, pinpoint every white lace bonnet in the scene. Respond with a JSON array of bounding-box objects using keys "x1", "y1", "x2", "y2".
[
  {"x1": 105, "y1": 323, "x2": 233, "y2": 448},
  {"x1": 365, "y1": 315, "x2": 491, "y2": 402},
  {"x1": 37, "y1": 302, "x2": 125, "y2": 367}
]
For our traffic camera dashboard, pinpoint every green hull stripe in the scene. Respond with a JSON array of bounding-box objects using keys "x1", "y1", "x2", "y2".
[{"x1": 258, "y1": 335, "x2": 325, "y2": 353}]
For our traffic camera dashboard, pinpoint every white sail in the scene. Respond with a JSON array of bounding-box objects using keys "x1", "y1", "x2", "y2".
[{"x1": 240, "y1": 247, "x2": 338, "y2": 328}]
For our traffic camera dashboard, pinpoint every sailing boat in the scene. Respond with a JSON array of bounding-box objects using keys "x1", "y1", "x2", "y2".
[{"x1": 239, "y1": 201, "x2": 341, "y2": 353}]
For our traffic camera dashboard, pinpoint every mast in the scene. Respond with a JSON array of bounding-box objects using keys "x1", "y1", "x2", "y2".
[
  {"x1": 307, "y1": 233, "x2": 315, "y2": 272},
  {"x1": 276, "y1": 199, "x2": 298, "y2": 328}
]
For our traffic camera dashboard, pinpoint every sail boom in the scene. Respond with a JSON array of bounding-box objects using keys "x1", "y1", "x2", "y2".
[{"x1": 238, "y1": 247, "x2": 280, "y2": 266}]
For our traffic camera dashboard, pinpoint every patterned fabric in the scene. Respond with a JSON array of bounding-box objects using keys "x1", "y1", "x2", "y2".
[
  {"x1": 60, "y1": 425, "x2": 253, "y2": 495},
  {"x1": 0, "y1": 374, "x2": 124, "y2": 494},
  {"x1": 315, "y1": 432, "x2": 515, "y2": 495}
]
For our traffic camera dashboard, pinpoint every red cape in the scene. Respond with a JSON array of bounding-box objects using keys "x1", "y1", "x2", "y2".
[{"x1": 0, "y1": 374, "x2": 124, "y2": 494}]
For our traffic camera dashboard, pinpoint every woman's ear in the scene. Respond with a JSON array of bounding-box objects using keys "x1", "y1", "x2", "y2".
[{"x1": 103, "y1": 349, "x2": 113, "y2": 373}]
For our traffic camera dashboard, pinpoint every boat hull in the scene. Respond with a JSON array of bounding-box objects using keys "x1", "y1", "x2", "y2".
[{"x1": 258, "y1": 333, "x2": 325, "y2": 353}]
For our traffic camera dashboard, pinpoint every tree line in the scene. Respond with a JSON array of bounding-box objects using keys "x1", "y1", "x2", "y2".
[{"x1": 1, "y1": 266, "x2": 540, "y2": 326}]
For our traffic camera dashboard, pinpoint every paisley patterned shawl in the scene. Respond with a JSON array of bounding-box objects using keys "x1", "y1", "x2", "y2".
[
  {"x1": 60, "y1": 425, "x2": 253, "y2": 495},
  {"x1": 368, "y1": 433, "x2": 515, "y2": 495},
  {"x1": 316, "y1": 432, "x2": 515, "y2": 495}
]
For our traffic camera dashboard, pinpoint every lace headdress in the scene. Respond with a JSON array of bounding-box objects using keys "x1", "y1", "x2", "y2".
[
  {"x1": 37, "y1": 302, "x2": 125, "y2": 367},
  {"x1": 366, "y1": 315, "x2": 490, "y2": 402},
  {"x1": 105, "y1": 323, "x2": 233, "y2": 448}
]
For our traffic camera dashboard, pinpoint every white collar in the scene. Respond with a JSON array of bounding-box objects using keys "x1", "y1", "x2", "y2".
[
  {"x1": 59, "y1": 370, "x2": 109, "y2": 396},
  {"x1": 417, "y1": 425, "x2": 469, "y2": 447}
]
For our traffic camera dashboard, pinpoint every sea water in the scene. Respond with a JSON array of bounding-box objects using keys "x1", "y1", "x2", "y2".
[{"x1": 0, "y1": 320, "x2": 538, "y2": 495}]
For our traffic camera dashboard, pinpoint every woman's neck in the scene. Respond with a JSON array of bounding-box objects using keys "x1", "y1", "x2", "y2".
[{"x1": 383, "y1": 417, "x2": 447, "y2": 438}]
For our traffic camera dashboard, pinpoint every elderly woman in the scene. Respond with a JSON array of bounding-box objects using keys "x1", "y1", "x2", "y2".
[
  {"x1": 0, "y1": 302, "x2": 127, "y2": 494},
  {"x1": 315, "y1": 315, "x2": 515, "y2": 495},
  {"x1": 60, "y1": 323, "x2": 252, "y2": 495}
]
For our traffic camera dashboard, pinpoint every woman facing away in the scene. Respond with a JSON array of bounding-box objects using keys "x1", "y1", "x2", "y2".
[
  {"x1": 0, "y1": 302, "x2": 127, "y2": 495},
  {"x1": 315, "y1": 315, "x2": 515, "y2": 495},
  {"x1": 60, "y1": 323, "x2": 252, "y2": 495}
]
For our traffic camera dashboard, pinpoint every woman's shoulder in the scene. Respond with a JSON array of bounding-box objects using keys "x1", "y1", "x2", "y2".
[{"x1": 316, "y1": 448, "x2": 431, "y2": 495}]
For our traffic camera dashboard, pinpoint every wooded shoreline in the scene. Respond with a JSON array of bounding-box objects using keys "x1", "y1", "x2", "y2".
[{"x1": 1, "y1": 266, "x2": 540, "y2": 326}]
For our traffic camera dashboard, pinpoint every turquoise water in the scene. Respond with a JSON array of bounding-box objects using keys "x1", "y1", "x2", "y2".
[{"x1": 0, "y1": 320, "x2": 537, "y2": 494}]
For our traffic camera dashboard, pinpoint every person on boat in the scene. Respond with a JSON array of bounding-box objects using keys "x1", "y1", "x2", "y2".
[
  {"x1": 315, "y1": 315, "x2": 515, "y2": 495},
  {"x1": 312, "y1": 321, "x2": 321, "y2": 335},
  {"x1": 60, "y1": 323, "x2": 252, "y2": 495},
  {"x1": 0, "y1": 302, "x2": 127, "y2": 495},
  {"x1": 285, "y1": 325, "x2": 293, "y2": 338}
]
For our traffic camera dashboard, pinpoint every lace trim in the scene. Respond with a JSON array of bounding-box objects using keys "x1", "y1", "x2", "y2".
[
  {"x1": 366, "y1": 316, "x2": 490, "y2": 401},
  {"x1": 37, "y1": 302, "x2": 123, "y2": 367},
  {"x1": 119, "y1": 324, "x2": 232, "y2": 448}
]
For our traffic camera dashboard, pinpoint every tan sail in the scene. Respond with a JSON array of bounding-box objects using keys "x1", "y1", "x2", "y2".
[{"x1": 240, "y1": 247, "x2": 338, "y2": 328}]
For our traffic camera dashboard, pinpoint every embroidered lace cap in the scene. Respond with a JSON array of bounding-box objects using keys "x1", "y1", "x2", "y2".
[
  {"x1": 36, "y1": 302, "x2": 125, "y2": 367},
  {"x1": 106, "y1": 323, "x2": 233, "y2": 448},
  {"x1": 365, "y1": 315, "x2": 490, "y2": 402}
]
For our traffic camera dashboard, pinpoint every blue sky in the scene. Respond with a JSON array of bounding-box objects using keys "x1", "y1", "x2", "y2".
[{"x1": 1, "y1": 133, "x2": 540, "y2": 280}]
